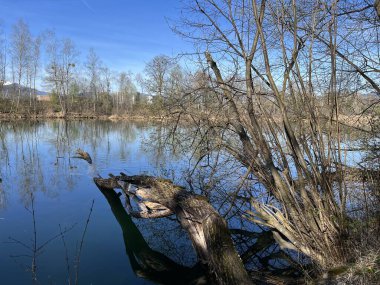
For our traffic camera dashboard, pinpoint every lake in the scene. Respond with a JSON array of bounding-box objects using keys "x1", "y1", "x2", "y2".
[
  {"x1": 1, "y1": 120, "x2": 364, "y2": 284},
  {"x1": 0, "y1": 120, "x2": 200, "y2": 285}
]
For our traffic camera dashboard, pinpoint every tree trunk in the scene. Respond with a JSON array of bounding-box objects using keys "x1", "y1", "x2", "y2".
[
  {"x1": 95, "y1": 182, "x2": 207, "y2": 285},
  {"x1": 94, "y1": 174, "x2": 253, "y2": 285}
]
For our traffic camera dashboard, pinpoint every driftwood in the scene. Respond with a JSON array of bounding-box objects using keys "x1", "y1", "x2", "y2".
[
  {"x1": 94, "y1": 174, "x2": 253, "y2": 285},
  {"x1": 74, "y1": 148, "x2": 92, "y2": 164}
]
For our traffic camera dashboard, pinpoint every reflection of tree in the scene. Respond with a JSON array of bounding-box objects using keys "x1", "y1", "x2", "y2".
[
  {"x1": 0, "y1": 182, "x2": 6, "y2": 210},
  {"x1": 143, "y1": 123, "x2": 192, "y2": 179},
  {"x1": 96, "y1": 183, "x2": 207, "y2": 285},
  {"x1": 95, "y1": 175, "x2": 254, "y2": 285},
  {"x1": 7, "y1": 192, "x2": 76, "y2": 284},
  {"x1": 0, "y1": 119, "x2": 146, "y2": 207},
  {"x1": 1, "y1": 121, "x2": 49, "y2": 205},
  {"x1": 96, "y1": 174, "x2": 307, "y2": 284}
]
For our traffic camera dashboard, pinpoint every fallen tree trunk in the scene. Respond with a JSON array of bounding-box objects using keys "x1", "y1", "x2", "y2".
[
  {"x1": 94, "y1": 174, "x2": 253, "y2": 285},
  {"x1": 95, "y1": 181, "x2": 207, "y2": 285}
]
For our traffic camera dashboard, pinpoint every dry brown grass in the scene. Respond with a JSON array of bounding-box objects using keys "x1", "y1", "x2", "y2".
[{"x1": 333, "y1": 250, "x2": 380, "y2": 285}]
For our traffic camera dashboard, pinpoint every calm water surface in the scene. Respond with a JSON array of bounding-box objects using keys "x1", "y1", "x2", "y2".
[
  {"x1": 0, "y1": 120, "x2": 364, "y2": 284},
  {"x1": 0, "y1": 120, "x2": 197, "y2": 285}
]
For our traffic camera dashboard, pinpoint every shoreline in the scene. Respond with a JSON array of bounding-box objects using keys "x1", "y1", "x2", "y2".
[
  {"x1": 0, "y1": 112, "x2": 165, "y2": 122},
  {"x1": 1, "y1": 112, "x2": 377, "y2": 132}
]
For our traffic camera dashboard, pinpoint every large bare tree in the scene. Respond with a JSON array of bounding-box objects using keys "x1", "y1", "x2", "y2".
[
  {"x1": 116, "y1": 71, "x2": 136, "y2": 113},
  {"x1": 0, "y1": 21, "x2": 6, "y2": 97},
  {"x1": 143, "y1": 55, "x2": 175, "y2": 102},
  {"x1": 10, "y1": 19, "x2": 31, "y2": 110},
  {"x1": 163, "y1": 0, "x2": 380, "y2": 269},
  {"x1": 85, "y1": 48, "x2": 102, "y2": 113},
  {"x1": 45, "y1": 33, "x2": 78, "y2": 116}
]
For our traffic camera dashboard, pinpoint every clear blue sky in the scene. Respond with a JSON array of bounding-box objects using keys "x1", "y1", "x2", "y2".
[{"x1": 0, "y1": 0, "x2": 190, "y2": 73}]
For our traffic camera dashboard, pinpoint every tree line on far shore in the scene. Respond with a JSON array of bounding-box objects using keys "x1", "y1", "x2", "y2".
[
  {"x1": 0, "y1": 19, "x2": 189, "y2": 117},
  {"x1": 1, "y1": 18, "x2": 377, "y2": 119}
]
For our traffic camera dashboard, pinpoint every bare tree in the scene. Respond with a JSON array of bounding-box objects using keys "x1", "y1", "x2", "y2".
[
  {"x1": 10, "y1": 19, "x2": 31, "y2": 110},
  {"x1": 162, "y1": 0, "x2": 380, "y2": 270},
  {"x1": 116, "y1": 71, "x2": 136, "y2": 114},
  {"x1": 25, "y1": 35, "x2": 42, "y2": 112},
  {"x1": 85, "y1": 48, "x2": 101, "y2": 113},
  {"x1": 45, "y1": 33, "x2": 78, "y2": 116},
  {"x1": 0, "y1": 21, "x2": 7, "y2": 98},
  {"x1": 166, "y1": 64, "x2": 185, "y2": 106},
  {"x1": 143, "y1": 55, "x2": 175, "y2": 109}
]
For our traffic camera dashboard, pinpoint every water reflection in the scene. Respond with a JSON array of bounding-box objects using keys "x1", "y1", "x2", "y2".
[
  {"x1": 5, "y1": 191, "x2": 92, "y2": 285},
  {"x1": 97, "y1": 184, "x2": 207, "y2": 284},
  {"x1": 0, "y1": 120, "x2": 155, "y2": 208},
  {"x1": 0, "y1": 119, "x2": 302, "y2": 284},
  {"x1": 0, "y1": 120, "x2": 196, "y2": 284}
]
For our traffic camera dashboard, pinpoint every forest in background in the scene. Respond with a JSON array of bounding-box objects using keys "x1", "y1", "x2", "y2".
[
  {"x1": 0, "y1": 15, "x2": 378, "y2": 121},
  {"x1": 0, "y1": 19, "x2": 193, "y2": 117}
]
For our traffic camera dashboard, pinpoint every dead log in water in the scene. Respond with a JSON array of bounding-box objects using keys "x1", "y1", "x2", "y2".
[
  {"x1": 95, "y1": 182, "x2": 207, "y2": 284},
  {"x1": 75, "y1": 148, "x2": 92, "y2": 164},
  {"x1": 94, "y1": 174, "x2": 253, "y2": 285}
]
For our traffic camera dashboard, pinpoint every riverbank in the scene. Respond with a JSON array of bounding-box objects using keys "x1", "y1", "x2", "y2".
[
  {"x1": 1, "y1": 110, "x2": 378, "y2": 127},
  {"x1": 0, "y1": 111, "x2": 165, "y2": 121}
]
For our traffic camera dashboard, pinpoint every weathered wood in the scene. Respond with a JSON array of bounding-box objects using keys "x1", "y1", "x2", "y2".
[
  {"x1": 94, "y1": 181, "x2": 207, "y2": 285},
  {"x1": 75, "y1": 148, "x2": 92, "y2": 164},
  {"x1": 94, "y1": 174, "x2": 253, "y2": 285}
]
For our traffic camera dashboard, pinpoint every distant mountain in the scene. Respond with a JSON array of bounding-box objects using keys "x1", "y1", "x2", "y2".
[
  {"x1": 0, "y1": 82, "x2": 48, "y2": 96},
  {"x1": 36, "y1": 89, "x2": 49, "y2": 95}
]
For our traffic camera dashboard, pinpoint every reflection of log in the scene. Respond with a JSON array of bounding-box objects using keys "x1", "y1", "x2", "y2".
[
  {"x1": 95, "y1": 182, "x2": 207, "y2": 284},
  {"x1": 95, "y1": 174, "x2": 253, "y2": 285}
]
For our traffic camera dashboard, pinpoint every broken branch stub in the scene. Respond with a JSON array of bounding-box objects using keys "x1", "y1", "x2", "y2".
[{"x1": 75, "y1": 148, "x2": 92, "y2": 164}]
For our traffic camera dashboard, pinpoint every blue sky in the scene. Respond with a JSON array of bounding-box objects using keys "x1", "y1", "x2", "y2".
[{"x1": 0, "y1": 0, "x2": 190, "y2": 74}]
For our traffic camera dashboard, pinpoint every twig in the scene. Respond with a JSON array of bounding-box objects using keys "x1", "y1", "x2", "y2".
[
  {"x1": 37, "y1": 223, "x2": 76, "y2": 252},
  {"x1": 30, "y1": 192, "x2": 37, "y2": 283},
  {"x1": 74, "y1": 199, "x2": 95, "y2": 285},
  {"x1": 59, "y1": 224, "x2": 72, "y2": 285},
  {"x1": 6, "y1": 237, "x2": 32, "y2": 250}
]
